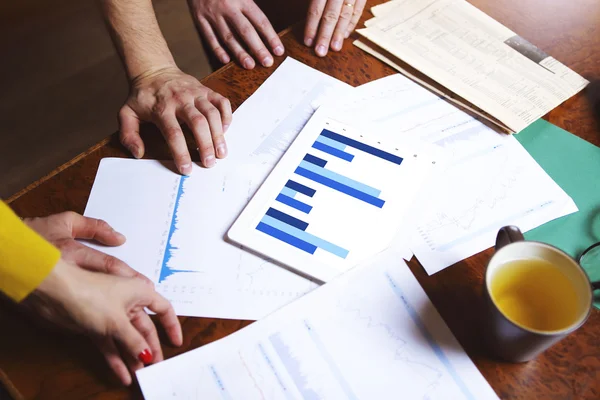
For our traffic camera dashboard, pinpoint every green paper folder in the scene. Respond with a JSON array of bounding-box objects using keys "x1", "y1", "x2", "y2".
[{"x1": 515, "y1": 119, "x2": 600, "y2": 308}]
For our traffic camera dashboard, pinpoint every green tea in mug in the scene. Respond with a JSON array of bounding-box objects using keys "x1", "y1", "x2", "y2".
[{"x1": 489, "y1": 259, "x2": 580, "y2": 332}]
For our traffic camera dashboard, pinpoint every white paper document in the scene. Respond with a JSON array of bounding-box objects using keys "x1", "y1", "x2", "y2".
[
  {"x1": 137, "y1": 250, "x2": 499, "y2": 400},
  {"x1": 83, "y1": 58, "x2": 351, "y2": 319},
  {"x1": 229, "y1": 109, "x2": 438, "y2": 282},
  {"x1": 358, "y1": 0, "x2": 588, "y2": 133},
  {"x1": 334, "y1": 74, "x2": 577, "y2": 274}
]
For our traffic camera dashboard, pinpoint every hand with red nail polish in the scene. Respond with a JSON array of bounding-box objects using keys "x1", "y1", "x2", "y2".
[
  {"x1": 304, "y1": 0, "x2": 367, "y2": 56},
  {"x1": 21, "y1": 259, "x2": 183, "y2": 386},
  {"x1": 187, "y1": 0, "x2": 285, "y2": 69},
  {"x1": 138, "y1": 349, "x2": 153, "y2": 364}
]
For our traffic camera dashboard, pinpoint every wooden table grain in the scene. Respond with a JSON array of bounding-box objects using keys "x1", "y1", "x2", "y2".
[{"x1": 2, "y1": 0, "x2": 600, "y2": 399}]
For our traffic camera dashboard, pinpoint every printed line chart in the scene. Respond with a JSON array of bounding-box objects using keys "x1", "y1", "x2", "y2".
[
  {"x1": 157, "y1": 176, "x2": 200, "y2": 283},
  {"x1": 136, "y1": 251, "x2": 499, "y2": 400},
  {"x1": 410, "y1": 119, "x2": 576, "y2": 274}
]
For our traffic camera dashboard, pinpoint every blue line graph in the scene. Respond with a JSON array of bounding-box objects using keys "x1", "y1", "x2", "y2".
[
  {"x1": 269, "y1": 333, "x2": 320, "y2": 399},
  {"x1": 258, "y1": 343, "x2": 295, "y2": 399},
  {"x1": 209, "y1": 365, "x2": 233, "y2": 400},
  {"x1": 384, "y1": 273, "x2": 475, "y2": 400},
  {"x1": 304, "y1": 320, "x2": 358, "y2": 399},
  {"x1": 158, "y1": 176, "x2": 198, "y2": 283}
]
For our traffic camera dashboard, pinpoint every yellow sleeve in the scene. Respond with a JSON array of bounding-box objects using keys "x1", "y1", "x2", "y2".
[{"x1": 0, "y1": 202, "x2": 60, "y2": 302}]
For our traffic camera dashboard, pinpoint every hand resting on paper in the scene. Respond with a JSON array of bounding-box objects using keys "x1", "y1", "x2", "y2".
[
  {"x1": 187, "y1": 0, "x2": 285, "y2": 68},
  {"x1": 304, "y1": 0, "x2": 367, "y2": 56},
  {"x1": 21, "y1": 212, "x2": 183, "y2": 386},
  {"x1": 119, "y1": 67, "x2": 233, "y2": 173},
  {"x1": 187, "y1": 0, "x2": 367, "y2": 67}
]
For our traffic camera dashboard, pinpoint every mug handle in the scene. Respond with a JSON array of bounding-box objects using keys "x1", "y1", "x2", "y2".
[{"x1": 495, "y1": 226, "x2": 525, "y2": 251}]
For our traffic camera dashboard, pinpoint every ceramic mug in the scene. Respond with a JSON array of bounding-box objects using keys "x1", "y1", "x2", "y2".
[{"x1": 483, "y1": 226, "x2": 593, "y2": 362}]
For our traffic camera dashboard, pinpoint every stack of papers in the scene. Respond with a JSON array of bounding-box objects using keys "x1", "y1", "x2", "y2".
[
  {"x1": 84, "y1": 58, "x2": 348, "y2": 320},
  {"x1": 84, "y1": 57, "x2": 577, "y2": 318},
  {"x1": 355, "y1": 0, "x2": 588, "y2": 133},
  {"x1": 137, "y1": 250, "x2": 499, "y2": 400},
  {"x1": 330, "y1": 74, "x2": 576, "y2": 274},
  {"x1": 81, "y1": 56, "x2": 583, "y2": 398}
]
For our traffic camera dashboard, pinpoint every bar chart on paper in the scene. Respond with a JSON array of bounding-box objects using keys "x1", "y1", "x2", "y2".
[{"x1": 229, "y1": 113, "x2": 430, "y2": 282}]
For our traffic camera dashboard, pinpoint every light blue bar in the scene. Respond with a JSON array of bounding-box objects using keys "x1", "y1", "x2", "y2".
[
  {"x1": 316, "y1": 135, "x2": 347, "y2": 151},
  {"x1": 280, "y1": 187, "x2": 297, "y2": 198},
  {"x1": 261, "y1": 215, "x2": 349, "y2": 258},
  {"x1": 298, "y1": 161, "x2": 381, "y2": 198}
]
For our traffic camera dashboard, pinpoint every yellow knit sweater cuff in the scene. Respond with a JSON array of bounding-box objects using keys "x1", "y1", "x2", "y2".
[{"x1": 0, "y1": 202, "x2": 60, "y2": 302}]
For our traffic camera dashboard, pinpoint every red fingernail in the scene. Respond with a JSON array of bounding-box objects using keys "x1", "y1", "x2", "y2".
[{"x1": 138, "y1": 349, "x2": 153, "y2": 364}]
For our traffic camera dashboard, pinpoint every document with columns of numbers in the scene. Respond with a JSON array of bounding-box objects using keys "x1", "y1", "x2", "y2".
[{"x1": 356, "y1": 0, "x2": 588, "y2": 133}]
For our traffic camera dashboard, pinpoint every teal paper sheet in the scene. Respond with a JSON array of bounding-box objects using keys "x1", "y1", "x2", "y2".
[{"x1": 516, "y1": 119, "x2": 600, "y2": 308}]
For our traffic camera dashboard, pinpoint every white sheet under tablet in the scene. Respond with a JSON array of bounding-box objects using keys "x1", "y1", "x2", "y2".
[{"x1": 228, "y1": 108, "x2": 437, "y2": 282}]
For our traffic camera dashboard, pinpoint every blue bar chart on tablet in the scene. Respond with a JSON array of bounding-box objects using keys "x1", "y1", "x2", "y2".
[
  {"x1": 255, "y1": 128, "x2": 403, "y2": 259},
  {"x1": 229, "y1": 113, "x2": 430, "y2": 282}
]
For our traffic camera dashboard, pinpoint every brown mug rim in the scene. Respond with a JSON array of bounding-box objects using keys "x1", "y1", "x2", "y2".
[{"x1": 486, "y1": 240, "x2": 593, "y2": 336}]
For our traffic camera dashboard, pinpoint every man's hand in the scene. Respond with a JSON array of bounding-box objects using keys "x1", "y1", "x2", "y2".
[
  {"x1": 188, "y1": 0, "x2": 285, "y2": 69},
  {"x1": 304, "y1": 0, "x2": 366, "y2": 56},
  {"x1": 120, "y1": 67, "x2": 232, "y2": 172},
  {"x1": 100, "y1": 0, "x2": 233, "y2": 171}
]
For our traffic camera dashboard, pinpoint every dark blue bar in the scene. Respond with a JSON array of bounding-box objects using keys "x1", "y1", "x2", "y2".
[
  {"x1": 320, "y1": 129, "x2": 403, "y2": 165},
  {"x1": 294, "y1": 167, "x2": 385, "y2": 208},
  {"x1": 276, "y1": 194, "x2": 313, "y2": 214},
  {"x1": 285, "y1": 180, "x2": 316, "y2": 197},
  {"x1": 303, "y1": 153, "x2": 328, "y2": 167},
  {"x1": 266, "y1": 207, "x2": 309, "y2": 230},
  {"x1": 256, "y1": 222, "x2": 317, "y2": 254},
  {"x1": 312, "y1": 141, "x2": 355, "y2": 162}
]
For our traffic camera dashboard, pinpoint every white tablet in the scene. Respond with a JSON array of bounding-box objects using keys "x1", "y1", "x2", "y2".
[{"x1": 228, "y1": 107, "x2": 437, "y2": 282}]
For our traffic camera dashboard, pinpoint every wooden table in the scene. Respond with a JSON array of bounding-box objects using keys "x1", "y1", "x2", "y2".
[{"x1": 2, "y1": 0, "x2": 599, "y2": 399}]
